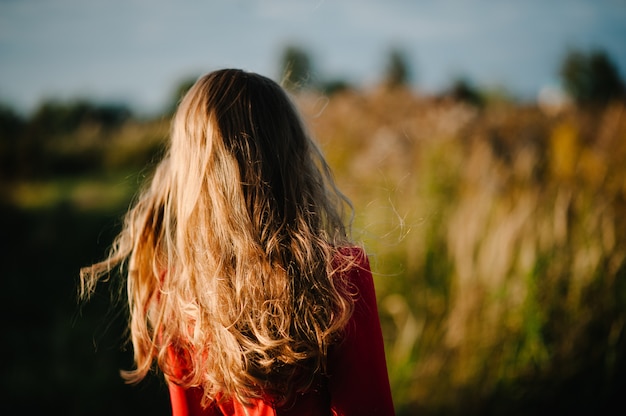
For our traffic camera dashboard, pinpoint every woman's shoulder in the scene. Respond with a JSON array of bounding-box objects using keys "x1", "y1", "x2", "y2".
[
  {"x1": 336, "y1": 245, "x2": 367, "y2": 261},
  {"x1": 335, "y1": 245, "x2": 370, "y2": 271}
]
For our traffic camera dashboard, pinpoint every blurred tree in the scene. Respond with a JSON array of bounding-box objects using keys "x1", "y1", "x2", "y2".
[
  {"x1": 0, "y1": 103, "x2": 25, "y2": 178},
  {"x1": 29, "y1": 99, "x2": 131, "y2": 136},
  {"x1": 95, "y1": 103, "x2": 132, "y2": 126},
  {"x1": 0, "y1": 103, "x2": 24, "y2": 139},
  {"x1": 280, "y1": 45, "x2": 314, "y2": 91},
  {"x1": 8, "y1": 99, "x2": 133, "y2": 177},
  {"x1": 446, "y1": 77, "x2": 484, "y2": 107},
  {"x1": 560, "y1": 48, "x2": 625, "y2": 105},
  {"x1": 383, "y1": 47, "x2": 412, "y2": 89},
  {"x1": 319, "y1": 78, "x2": 353, "y2": 96}
]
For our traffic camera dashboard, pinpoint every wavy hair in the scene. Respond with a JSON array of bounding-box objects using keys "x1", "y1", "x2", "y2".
[{"x1": 80, "y1": 69, "x2": 357, "y2": 407}]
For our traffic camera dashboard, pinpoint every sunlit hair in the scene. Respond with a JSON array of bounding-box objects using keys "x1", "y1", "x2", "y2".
[{"x1": 80, "y1": 69, "x2": 358, "y2": 407}]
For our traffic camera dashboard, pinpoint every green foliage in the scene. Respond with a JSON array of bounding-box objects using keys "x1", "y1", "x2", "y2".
[
  {"x1": 559, "y1": 48, "x2": 625, "y2": 105},
  {"x1": 447, "y1": 77, "x2": 484, "y2": 107},
  {"x1": 319, "y1": 78, "x2": 354, "y2": 96},
  {"x1": 0, "y1": 98, "x2": 164, "y2": 179},
  {"x1": 0, "y1": 103, "x2": 25, "y2": 178},
  {"x1": 280, "y1": 45, "x2": 314, "y2": 91},
  {"x1": 30, "y1": 99, "x2": 132, "y2": 135},
  {"x1": 0, "y1": 102, "x2": 24, "y2": 139},
  {"x1": 383, "y1": 48, "x2": 412, "y2": 89}
]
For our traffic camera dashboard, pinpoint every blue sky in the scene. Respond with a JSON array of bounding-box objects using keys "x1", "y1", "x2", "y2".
[{"x1": 1, "y1": 0, "x2": 625, "y2": 115}]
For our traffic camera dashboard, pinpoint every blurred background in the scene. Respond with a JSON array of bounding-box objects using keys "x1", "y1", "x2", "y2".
[{"x1": 2, "y1": 0, "x2": 626, "y2": 414}]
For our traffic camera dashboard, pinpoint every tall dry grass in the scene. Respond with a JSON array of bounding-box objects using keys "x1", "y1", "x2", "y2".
[
  {"x1": 299, "y1": 89, "x2": 626, "y2": 414},
  {"x1": 7, "y1": 87, "x2": 623, "y2": 414}
]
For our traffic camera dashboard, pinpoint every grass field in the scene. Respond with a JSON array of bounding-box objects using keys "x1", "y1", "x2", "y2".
[{"x1": 3, "y1": 88, "x2": 625, "y2": 414}]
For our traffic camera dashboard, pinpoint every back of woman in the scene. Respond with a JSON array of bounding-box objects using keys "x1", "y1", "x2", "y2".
[{"x1": 80, "y1": 69, "x2": 395, "y2": 415}]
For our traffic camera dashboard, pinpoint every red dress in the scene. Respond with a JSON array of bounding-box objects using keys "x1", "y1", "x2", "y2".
[{"x1": 167, "y1": 248, "x2": 395, "y2": 415}]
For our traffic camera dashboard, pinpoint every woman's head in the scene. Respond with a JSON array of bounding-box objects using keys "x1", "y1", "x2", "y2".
[
  {"x1": 168, "y1": 69, "x2": 345, "y2": 257},
  {"x1": 81, "y1": 69, "x2": 356, "y2": 407}
]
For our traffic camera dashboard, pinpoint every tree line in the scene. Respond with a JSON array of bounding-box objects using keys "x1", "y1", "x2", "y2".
[{"x1": 0, "y1": 45, "x2": 623, "y2": 180}]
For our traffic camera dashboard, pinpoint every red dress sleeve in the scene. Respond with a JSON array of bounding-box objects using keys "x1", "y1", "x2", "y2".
[{"x1": 328, "y1": 249, "x2": 396, "y2": 415}]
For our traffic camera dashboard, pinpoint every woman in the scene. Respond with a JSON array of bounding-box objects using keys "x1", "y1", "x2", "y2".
[{"x1": 80, "y1": 69, "x2": 395, "y2": 415}]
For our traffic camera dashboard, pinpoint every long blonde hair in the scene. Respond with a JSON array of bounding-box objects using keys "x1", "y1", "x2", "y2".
[{"x1": 80, "y1": 69, "x2": 357, "y2": 407}]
